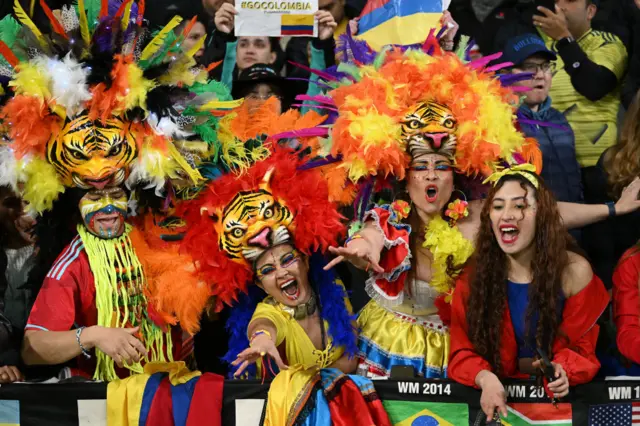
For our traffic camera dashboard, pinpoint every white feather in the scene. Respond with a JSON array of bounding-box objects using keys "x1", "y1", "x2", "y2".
[
  {"x1": 125, "y1": 154, "x2": 167, "y2": 197},
  {"x1": 46, "y1": 53, "x2": 91, "y2": 117},
  {"x1": 0, "y1": 146, "x2": 20, "y2": 191},
  {"x1": 147, "y1": 112, "x2": 193, "y2": 139}
]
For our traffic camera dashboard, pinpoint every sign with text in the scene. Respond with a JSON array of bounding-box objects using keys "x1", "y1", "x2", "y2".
[{"x1": 235, "y1": 0, "x2": 318, "y2": 37}]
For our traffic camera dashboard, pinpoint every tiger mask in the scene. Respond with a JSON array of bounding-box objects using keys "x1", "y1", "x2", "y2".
[
  {"x1": 401, "y1": 101, "x2": 458, "y2": 161},
  {"x1": 203, "y1": 168, "x2": 295, "y2": 267},
  {"x1": 47, "y1": 114, "x2": 138, "y2": 190}
]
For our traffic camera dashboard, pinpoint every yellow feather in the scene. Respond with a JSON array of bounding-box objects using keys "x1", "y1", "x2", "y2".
[
  {"x1": 168, "y1": 144, "x2": 203, "y2": 185},
  {"x1": 77, "y1": 0, "x2": 91, "y2": 46},
  {"x1": 13, "y1": 0, "x2": 44, "y2": 46},
  {"x1": 198, "y1": 99, "x2": 244, "y2": 111},
  {"x1": 29, "y1": 0, "x2": 35, "y2": 17},
  {"x1": 9, "y1": 62, "x2": 51, "y2": 99},
  {"x1": 140, "y1": 15, "x2": 183, "y2": 61},
  {"x1": 121, "y1": 0, "x2": 133, "y2": 31},
  {"x1": 185, "y1": 34, "x2": 206, "y2": 58},
  {"x1": 22, "y1": 158, "x2": 65, "y2": 214},
  {"x1": 121, "y1": 63, "x2": 155, "y2": 111}
]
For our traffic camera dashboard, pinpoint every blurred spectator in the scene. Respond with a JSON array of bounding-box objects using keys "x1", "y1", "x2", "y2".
[
  {"x1": 502, "y1": 34, "x2": 582, "y2": 204},
  {"x1": 619, "y1": 0, "x2": 640, "y2": 108},
  {"x1": 231, "y1": 64, "x2": 292, "y2": 114},
  {"x1": 533, "y1": 0, "x2": 627, "y2": 170},
  {"x1": 174, "y1": 18, "x2": 208, "y2": 61}
]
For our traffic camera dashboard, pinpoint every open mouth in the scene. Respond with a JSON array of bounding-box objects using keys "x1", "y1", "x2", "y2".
[
  {"x1": 532, "y1": 83, "x2": 545, "y2": 90},
  {"x1": 425, "y1": 185, "x2": 438, "y2": 203},
  {"x1": 280, "y1": 278, "x2": 300, "y2": 301},
  {"x1": 95, "y1": 213, "x2": 121, "y2": 229},
  {"x1": 499, "y1": 224, "x2": 519, "y2": 244}
]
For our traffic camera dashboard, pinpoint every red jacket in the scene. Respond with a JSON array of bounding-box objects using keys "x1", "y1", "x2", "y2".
[
  {"x1": 449, "y1": 272, "x2": 609, "y2": 387},
  {"x1": 613, "y1": 247, "x2": 640, "y2": 365}
]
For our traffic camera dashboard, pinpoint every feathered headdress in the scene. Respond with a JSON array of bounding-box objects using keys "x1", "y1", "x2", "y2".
[
  {"x1": 294, "y1": 31, "x2": 542, "y2": 186},
  {"x1": 178, "y1": 148, "x2": 346, "y2": 311},
  {"x1": 0, "y1": 0, "x2": 243, "y2": 213}
]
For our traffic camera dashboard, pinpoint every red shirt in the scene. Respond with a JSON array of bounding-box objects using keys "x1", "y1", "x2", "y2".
[
  {"x1": 26, "y1": 236, "x2": 181, "y2": 378},
  {"x1": 613, "y1": 248, "x2": 640, "y2": 365}
]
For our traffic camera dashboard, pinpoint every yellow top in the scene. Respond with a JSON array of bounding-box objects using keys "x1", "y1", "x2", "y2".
[
  {"x1": 541, "y1": 29, "x2": 627, "y2": 167},
  {"x1": 250, "y1": 288, "x2": 353, "y2": 369}
]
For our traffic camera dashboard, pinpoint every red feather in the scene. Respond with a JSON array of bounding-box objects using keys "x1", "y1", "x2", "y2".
[
  {"x1": 136, "y1": 0, "x2": 145, "y2": 25},
  {"x1": 99, "y1": 0, "x2": 108, "y2": 18},
  {"x1": 39, "y1": 0, "x2": 69, "y2": 39},
  {"x1": 0, "y1": 41, "x2": 19, "y2": 68},
  {"x1": 114, "y1": 0, "x2": 132, "y2": 18}
]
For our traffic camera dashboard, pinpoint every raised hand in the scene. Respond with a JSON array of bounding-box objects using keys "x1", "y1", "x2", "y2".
[
  {"x1": 215, "y1": 3, "x2": 238, "y2": 34},
  {"x1": 315, "y1": 10, "x2": 337, "y2": 41},
  {"x1": 324, "y1": 237, "x2": 384, "y2": 273}
]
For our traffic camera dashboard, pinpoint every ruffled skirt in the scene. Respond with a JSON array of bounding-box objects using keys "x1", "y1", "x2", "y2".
[{"x1": 356, "y1": 300, "x2": 449, "y2": 379}]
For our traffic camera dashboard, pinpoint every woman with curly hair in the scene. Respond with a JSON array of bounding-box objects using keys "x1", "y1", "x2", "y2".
[{"x1": 448, "y1": 171, "x2": 609, "y2": 421}]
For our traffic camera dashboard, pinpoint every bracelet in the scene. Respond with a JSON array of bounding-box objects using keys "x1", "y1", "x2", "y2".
[
  {"x1": 606, "y1": 201, "x2": 616, "y2": 218},
  {"x1": 76, "y1": 327, "x2": 91, "y2": 359},
  {"x1": 250, "y1": 329, "x2": 272, "y2": 346},
  {"x1": 345, "y1": 234, "x2": 363, "y2": 245}
]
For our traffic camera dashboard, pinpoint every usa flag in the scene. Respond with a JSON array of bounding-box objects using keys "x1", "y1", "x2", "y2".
[{"x1": 589, "y1": 402, "x2": 640, "y2": 425}]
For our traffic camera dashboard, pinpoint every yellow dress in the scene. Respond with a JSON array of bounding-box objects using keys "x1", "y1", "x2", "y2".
[{"x1": 250, "y1": 298, "x2": 347, "y2": 370}]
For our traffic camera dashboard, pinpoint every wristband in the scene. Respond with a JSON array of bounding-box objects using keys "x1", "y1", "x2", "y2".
[
  {"x1": 76, "y1": 327, "x2": 91, "y2": 359},
  {"x1": 345, "y1": 234, "x2": 363, "y2": 245},
  {"x1": 606, "y1": 201, "x2": 616, "y2": 218},
  {"x1": 250, "y1": 329, "x2": 272, "y2": 345}
]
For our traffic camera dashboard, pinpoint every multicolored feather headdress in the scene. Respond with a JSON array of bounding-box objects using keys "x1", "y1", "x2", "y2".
[{"x1": 0, "y1": 0, "x2": 243, "y2": 213}]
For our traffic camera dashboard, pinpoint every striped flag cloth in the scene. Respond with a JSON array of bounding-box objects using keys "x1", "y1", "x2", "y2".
[
  {"x1": 356, "y1": 0, "x2": 445, "y2": 50},
  {"x1": 589, "y1": 402, "x2": 640, "y2": 425}
]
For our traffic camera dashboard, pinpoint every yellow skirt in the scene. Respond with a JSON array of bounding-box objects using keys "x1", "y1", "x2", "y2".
[{"x1": 356, "y1": 300, "x2": 449, "y2": 378}]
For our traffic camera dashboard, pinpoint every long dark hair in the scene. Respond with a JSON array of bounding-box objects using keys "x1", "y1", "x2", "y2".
[{"x1": 466, "y1": 173, "x2": 572, "y2": 373}]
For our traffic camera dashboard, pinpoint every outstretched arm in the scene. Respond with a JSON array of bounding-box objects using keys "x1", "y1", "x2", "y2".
[{"x1": 558, "y1": 177, "x2": 640, "y2": 229}]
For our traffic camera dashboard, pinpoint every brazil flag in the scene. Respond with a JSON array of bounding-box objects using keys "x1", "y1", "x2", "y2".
[{"x1": 382, "y1": 400, "x2": 469, "y2": 426}]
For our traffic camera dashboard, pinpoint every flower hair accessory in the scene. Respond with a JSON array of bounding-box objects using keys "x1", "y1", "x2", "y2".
[
  {"x1": 483, "y1": 163, "x2": 539, "y2": 189},
  {"x1": 445, "y1": 199, "x2": 468, "y2": 225},
  {"x1": 391, "y1": 199, "x2": 411, "y2": 220}
]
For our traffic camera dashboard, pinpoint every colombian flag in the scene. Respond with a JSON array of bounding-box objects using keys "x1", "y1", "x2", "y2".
[
  {"x1": 357, "y1": 0, "x2": 445, "y2": 50},
  {"x1": 106, "y1": 362, "x2": 223, "y2": 426},
  {"x1": 281, "y1": 14, "x2": 315, "y2": 35}
]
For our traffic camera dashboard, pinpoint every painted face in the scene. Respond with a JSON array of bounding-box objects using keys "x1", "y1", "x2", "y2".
[
  {"x1": 212, "y1": 169, "x2": 294, "y2": 265},
  {"x1": 47, "y1": 115, "x2": 138, "y2": 190},
  {"x1": 255, "y1": 244, "x2": 311, "y2": 306},
  {"x1": 401, "y1": 101, "x2": 457, "y2": 161},
  {"x1": 489, "y1": 180, "x2": 537, "y2": 256},
  {"x1": 79, "y1": 187, "x2": 128, "y2": 239},
  {"x1": 407, "y1": 154, "x2": 455, "y2": 217}
]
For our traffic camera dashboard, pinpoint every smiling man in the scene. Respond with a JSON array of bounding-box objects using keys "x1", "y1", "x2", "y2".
[{"x1": 503, "y1": 34, "x2": 583, "y2": 206}]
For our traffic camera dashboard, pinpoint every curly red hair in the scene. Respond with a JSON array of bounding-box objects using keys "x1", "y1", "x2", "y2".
[
  {"x1": 466, "y1": 173, "x2": 573, "y2": 373},
  {"x1": 178, "y1": 148, "x2": 346, "y2": 310}
]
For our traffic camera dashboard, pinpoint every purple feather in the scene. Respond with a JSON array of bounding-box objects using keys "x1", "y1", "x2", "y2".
[
  {"x1": 291, "y1": 103, "x2": 339, "y2": 112},
  {"x1": 511, "y1": 85, "x2": 532, "y2": 92},
  {"x1": 288, "y1": 60, "x2": 339, "y2": 82},
  {"x1": 269, "y1": 127, "x2": 330, "y2": 141},
  {"x1": 93, "y1": 19, "x2": 117, "y2": 52},
  {"x1": 517, "y1": 117, "x2": 571, "y2": 131},
  {"x1": 499, "y1": 72, "x2": 535, "y2": 86},
  {"x1": 335, "y1": 22, "x2": 377, "y2": 65},
  {"x1": 108, "y1": 0, "x2": 139, "y2": 19},
  {"x1": 298, "y1": 155, "x2": 343, "y2": 171},
  {"x1": 296, "y1": 94, "x2": 336, "y2": 106}
]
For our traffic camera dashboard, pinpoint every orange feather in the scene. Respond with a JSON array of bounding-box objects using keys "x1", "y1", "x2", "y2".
[{"x1": 0, "y1": 41, "x2": 19, "y2": 68}]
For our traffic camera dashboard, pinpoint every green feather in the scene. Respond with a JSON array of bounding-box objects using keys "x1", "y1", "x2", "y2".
[
  {"x1": 373, "y1": 46, "x2": 390, "y2": 70},
  {"x1": 455, "y1": 35, "x2": 470, "y2": 62},
  {"x1": 73, "y1": 0, "x2": 101, "y2": 31},
  {"x1": 190, "y1": 80, "x2": 233, "y2": 101},
  {"x1": 336, "y1": 62, "x2": 362, "y2": 81},
  {"x1": 0, "y1": 15, "x2": 25, "y2": 66}
]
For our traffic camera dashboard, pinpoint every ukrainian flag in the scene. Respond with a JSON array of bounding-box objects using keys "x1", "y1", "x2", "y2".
[
  {"x1": 357, "y1": 0, "x2": 445, "y2": 50},
  {"x1": 281, "y1": 14, "x2": 315, "y2": 36}
]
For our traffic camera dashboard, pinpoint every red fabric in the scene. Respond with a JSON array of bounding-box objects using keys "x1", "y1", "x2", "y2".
[
  {"x1": 186, "y1": 373, "x2": 224, "y2": 426},
  {"x1": 146, "y1": 377, "x2": 174, "y2": 426},
  {"x1": 25, "y1": 238, "x2": 183, "y2": 379},
  {"x1": 449, "y1": 271, "x2": 609, "y2": 388},
  {"x1": 613, "y1": 248, "x2": 640, "y2": 365},
  {"x1": 327, "y1": 379, "x2": 392, "y2": 426},
  {"x1": 364, "y1": 207, "x2": 410, "y2": 298}
]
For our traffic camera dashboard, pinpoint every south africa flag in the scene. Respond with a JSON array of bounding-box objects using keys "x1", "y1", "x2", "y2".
[
  {"x1": 503, "y1": 403, "x2": 573, "y2": 425},
  {"x1": 382, "y1": 400, "x2": 469, "y2": 425}
]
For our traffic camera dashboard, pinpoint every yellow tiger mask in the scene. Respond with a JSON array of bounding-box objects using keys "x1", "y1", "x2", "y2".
[
  {"x1": 47, "y1": 114, "x2": 138, "y2": 189},
  {"x1": 401, "y1": 102, "x2": 457, "y2": 161},
  {"x1": 208, "y1": 168, "x2": 295, "y2": 266}
]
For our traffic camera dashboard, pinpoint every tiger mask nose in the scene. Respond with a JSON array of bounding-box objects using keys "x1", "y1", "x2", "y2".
[{"x1": 425, "y1": 133, "x2": 450, "y2": 149}]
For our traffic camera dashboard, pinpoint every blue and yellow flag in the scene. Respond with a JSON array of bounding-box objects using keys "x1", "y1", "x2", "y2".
[{"x1": 357, "y1": 0, "x2": 445, "y2": 49}]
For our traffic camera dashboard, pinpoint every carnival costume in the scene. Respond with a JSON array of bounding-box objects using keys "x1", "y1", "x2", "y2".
[
  {"x1": 0, "y1": 0, "x2": 243, "y2": 380},
  {"x1": 285, "y1": 32, "x2": 542, "y2": 378}
]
